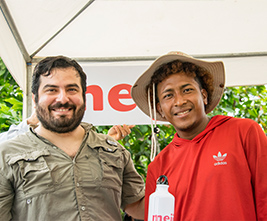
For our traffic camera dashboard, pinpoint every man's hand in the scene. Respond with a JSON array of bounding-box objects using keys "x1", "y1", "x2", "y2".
[{"x1": 108, "y1": 124, "x2": 135, "y2": 141}]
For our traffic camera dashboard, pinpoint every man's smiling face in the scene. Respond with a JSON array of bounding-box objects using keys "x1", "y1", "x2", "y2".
[
  {"x1": 156, "y1": 71, "x2": 208, "y2": 138},
  {"x1": 35, "y1": 67, "x2": 85, "y2": 133}
]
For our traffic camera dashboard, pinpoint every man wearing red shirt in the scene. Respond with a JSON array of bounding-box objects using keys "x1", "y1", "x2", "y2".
[{"x1": 131, "y1": 51, "x2": 267, "y2": 220}]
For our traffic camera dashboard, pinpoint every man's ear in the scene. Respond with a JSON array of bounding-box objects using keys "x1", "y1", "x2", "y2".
[
  {"x1": 201, "y1": 89, "x2": 208, "y2": 105},
  {"x1": 156, "y1": 102, "x2": 165, "y2": 118},
  {"x1": 32, "y1": 94, "x2": 36, "y2": 108}
]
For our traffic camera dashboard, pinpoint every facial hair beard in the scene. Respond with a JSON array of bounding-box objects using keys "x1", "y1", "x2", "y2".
[{"x1": 36, "y1": 102, "x2": 85, "y2": 133}]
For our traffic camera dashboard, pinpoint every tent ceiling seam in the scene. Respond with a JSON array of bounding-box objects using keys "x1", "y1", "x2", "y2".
[
  {"x1": 31, "y1": 0, "x2": 96, "y2": 58},
  {"x1": 31, "y1": 52, "x2": 267, "y2": 63},
  {"x1": 0, "y1": 0, "x2": 31, "y2": 62}
]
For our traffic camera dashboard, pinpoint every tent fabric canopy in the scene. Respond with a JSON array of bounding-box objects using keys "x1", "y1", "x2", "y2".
[{"x1": 1, "y1": 0, "x2": 267, "y2": 123}]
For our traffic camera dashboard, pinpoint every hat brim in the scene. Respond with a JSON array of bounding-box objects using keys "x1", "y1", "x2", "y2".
[{"x1": 131, "y1": 52, "x2": 225, "y2": 122}]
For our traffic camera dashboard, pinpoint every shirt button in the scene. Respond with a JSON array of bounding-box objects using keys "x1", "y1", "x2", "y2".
[
  {"x1": 81, "y1": 206, "x2": 85, "y2": 211},
  {"x1": 77, "y1": 182, "x2": 80, "y2": 187},
  {"x1": 52, "y1": 146, "x2": 57, "y2": 149},
  {"x1": 26, "y1": 199, "x2": 32, "y2": 204}
]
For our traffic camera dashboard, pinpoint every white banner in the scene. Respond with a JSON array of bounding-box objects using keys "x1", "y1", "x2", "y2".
[{"x1": 82, "y1": 61, "x2": 152, "y2": 126}]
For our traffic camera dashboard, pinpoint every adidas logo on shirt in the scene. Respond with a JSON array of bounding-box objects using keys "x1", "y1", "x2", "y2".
[{"x1": 213, "y1": 151, "x2": 227, "y2": 166}]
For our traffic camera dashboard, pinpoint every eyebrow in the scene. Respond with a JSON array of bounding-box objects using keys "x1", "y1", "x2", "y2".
[
  {"x1": 66, "y1": 83, "x2": 80, "y2": 88},
  {"x1": 180, "y1": 83, "x2": 192, "y2": 89},
  {"x1": 42, "y1": 84, "x2": 58, "y2": 90},
  {"x1": 42, "y1": 83, "x2": 80, "y2": 90},
  {"x1": 161, "y1": 83, "x2": 193, "y2": 94},
  {"x1": 161, "y1": 88, "x2": 173, "y2": 94}
]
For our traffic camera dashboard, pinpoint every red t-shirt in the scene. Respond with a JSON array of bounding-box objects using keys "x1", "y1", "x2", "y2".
[{"x1": 145, "y1": 115, "x2": 267, "y2": 221}]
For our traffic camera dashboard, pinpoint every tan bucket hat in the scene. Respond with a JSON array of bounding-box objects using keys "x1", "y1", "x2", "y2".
[{"x1": 131, "y1": 51, "x2": 225, "y2": 122}]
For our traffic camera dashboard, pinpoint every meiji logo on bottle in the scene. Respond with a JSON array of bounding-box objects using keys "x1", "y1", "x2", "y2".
[{"x1": 152, "y1": 214, "x2": 174, "y2": 221}]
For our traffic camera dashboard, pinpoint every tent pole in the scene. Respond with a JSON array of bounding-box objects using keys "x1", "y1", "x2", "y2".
[{"x1": 23, "y1": 62, "x2": 32, "y2": 119}]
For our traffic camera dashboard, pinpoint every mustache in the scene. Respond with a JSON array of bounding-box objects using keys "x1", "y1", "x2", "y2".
[{"x1": 49, "y1": 102, "x2": 76, "y2": 110}]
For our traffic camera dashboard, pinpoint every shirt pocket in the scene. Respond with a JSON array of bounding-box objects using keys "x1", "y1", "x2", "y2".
[
  {"x1": 99, "y1": 148, "x2": 123, "y2": 192},
  {"x1": 7, "y1": 149, "x2": 54, "y2": 195}
]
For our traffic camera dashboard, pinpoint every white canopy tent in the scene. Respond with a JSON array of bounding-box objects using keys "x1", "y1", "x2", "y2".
[{"x1": 1, "y1": 0, "x2": 267, "y2": 125}]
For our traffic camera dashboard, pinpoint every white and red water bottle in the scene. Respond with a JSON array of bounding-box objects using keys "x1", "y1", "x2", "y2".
[{"x1": 148, "y1": 175, "x2": 175, "y2": 221}]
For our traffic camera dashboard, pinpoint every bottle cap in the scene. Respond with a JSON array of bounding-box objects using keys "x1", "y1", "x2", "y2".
[{"x1": 156, "y1": 175, "x2": 168, "y2": 185}]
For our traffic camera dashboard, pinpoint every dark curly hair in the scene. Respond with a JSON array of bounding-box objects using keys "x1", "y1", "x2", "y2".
[
  {"x1": 147, "y1": 60, "x2": 214, "y2": 112},
  {"x1": 32, "y1": 56, "x2": 87, "y2": 103}
]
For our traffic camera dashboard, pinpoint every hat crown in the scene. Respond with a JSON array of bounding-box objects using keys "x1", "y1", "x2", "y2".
[{"x1": 167, "y1": 51, "x2": 192, "y2": 58}]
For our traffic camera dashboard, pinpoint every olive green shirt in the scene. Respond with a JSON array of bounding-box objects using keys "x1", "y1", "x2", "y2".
[{"x1": 0, "y1": 123, "x2": 145, "y2": 221}]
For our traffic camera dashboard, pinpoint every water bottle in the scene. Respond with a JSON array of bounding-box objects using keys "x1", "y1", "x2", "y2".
[{"x1": 148, "y1": 175, "x2": 175, "y2": 221}]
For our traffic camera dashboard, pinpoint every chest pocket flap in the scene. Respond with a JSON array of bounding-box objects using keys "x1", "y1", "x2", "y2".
[
  {"x1": 8, "y1": 149, "x2": 50, "y2": 165},
  {"x1": 7, "y1": 149, "x2": 53, "y2": 195}
]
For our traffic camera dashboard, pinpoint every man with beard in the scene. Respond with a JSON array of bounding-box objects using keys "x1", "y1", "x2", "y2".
[
  {"x1": 0, "y1": 56, "x2": 145, "y2": 221},
  {"x1": 131, "y1": 51, "x2": 267, "y2": 220}
]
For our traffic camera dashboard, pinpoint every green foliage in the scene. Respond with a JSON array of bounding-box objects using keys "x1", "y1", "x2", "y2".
[
  {"x1": 0, "y1": 58, "x2": 23, "y2": 132},
  {"x1": 210, "y1": 85, "x2": 267, "y2": 132}
]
